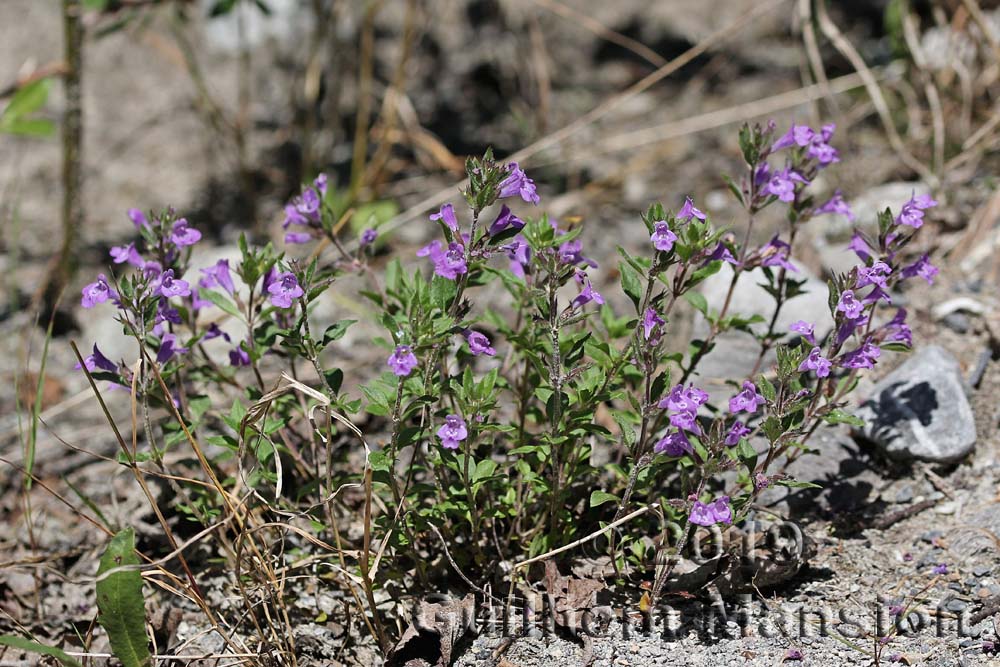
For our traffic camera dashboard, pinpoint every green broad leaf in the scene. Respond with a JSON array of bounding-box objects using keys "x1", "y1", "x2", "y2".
[
  {"x1": 0, "y1": 635, "x2": 82, "y2": 667},
  {"x1": 1, "y1": 79, "x2": 51, "y2": 122},
  {"x1": 736, "y1": 437, "x2": 757, "y2": 471},
  {"x1": 2, "y1": 118, "x2": 56, "y2": 137},
  {"x1": 757, "y1": 374, "x2": 776, "y2": 402},
  {"x1": 202, "y1": 290, "x2": 243, "y2": 320},
  {"x1": 473, "y1": 459, "x2": 498, "y2": 483},
  {"x1": 822, "y1": 409, "x2": 865, "y2": 427},
  {"x1": 368, "y1": 451, "x2": 391, "y2": 472},
  {"x1": 683, "y1": 291, "x2": 709, "y2": 316},
  {"x1": 321, "y1": 320, "x2": 357, "y2": 345},
  {"x1": 96, "y1": 528, "x2": 151, "y2": 667},
  {"x1": 618, "y1": 260, "x2": 643, "y2": 311},
  {"x1": 687, "y1": 260, "x2": 723, "y2": 287},
  {"x1": 590, "y1": 491, "x2": 620, "y2": 508}
]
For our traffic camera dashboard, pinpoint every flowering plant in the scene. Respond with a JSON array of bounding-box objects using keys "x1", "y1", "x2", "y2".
[{"x1": 74, "y1": 123, "x2": 933, "y2": 651}]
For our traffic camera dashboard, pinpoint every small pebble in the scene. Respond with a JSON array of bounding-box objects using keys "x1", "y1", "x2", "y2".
[
  {"x1": 895, "y1": 485, "x2": 914, "y2": 503},
  {"x1": 942, "y1": 313, "x2": 971, "y2": 333},
  {"x1": 921, "y1": 530, "x2": 944, "y2": 543},
  {"x1": 947, "y1": 599, "x2": 969, "y2": 612},
  {"x1": 973, "y1": 565, "x2": 992, "y2": 577}
]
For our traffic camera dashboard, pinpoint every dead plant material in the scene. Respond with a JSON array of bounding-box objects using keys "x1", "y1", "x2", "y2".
[{"x1": 388, "y1": 594, "x2": 476, "y2": 667}]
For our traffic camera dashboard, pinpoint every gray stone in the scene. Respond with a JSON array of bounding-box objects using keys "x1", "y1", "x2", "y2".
[
  {"x1": 942, "y1": 313, "x2": 971, "y2": 334},
  {"x1": 855, "y1": 346, "x2": 976, "y2": 464}
]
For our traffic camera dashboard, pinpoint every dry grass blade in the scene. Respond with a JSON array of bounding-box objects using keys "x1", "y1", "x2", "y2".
[{"x1": 373, "y1": 0, "x2": 791, "y2": 241}]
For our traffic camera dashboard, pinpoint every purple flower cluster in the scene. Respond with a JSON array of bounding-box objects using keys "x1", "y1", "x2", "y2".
[
  {"x1": 654, "y1": 384, "x2": 708, "y2": 456},
  {"x1": 282, "y1": 173, "x2": 328, "y2": 244},
  {"x1": 689, "y1": 496, "x2": 733, "y2": 527}
]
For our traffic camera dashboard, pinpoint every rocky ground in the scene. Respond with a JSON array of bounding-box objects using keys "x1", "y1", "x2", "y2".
[{"x1": 1, "y1": 0, "x2": 999, "y2": 666}]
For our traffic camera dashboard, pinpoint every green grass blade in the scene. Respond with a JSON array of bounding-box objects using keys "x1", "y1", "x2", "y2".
[
  {"x1": 0, "y1": 635, "x2": 83, "y2": 667},
  {"x1": 24, "y1": 311, "x2": 55, "y2": 490},
  {"x1": 96, "y1": 528, "x2": 151, "y2": 667}
]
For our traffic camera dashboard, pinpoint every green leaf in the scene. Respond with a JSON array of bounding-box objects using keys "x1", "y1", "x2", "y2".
[
  {"x1": 736, "y1": 437, "x2": 757, "y2": 471},
  {"x1": 0, "y1": 636, "x2": 82, "y2": 667},
  {"x1": 321, "y1": 320, "x2": 357, "y2": 345},
  {"x1": 822, "y1": 409, "x2": 865, "y2": 427},
  {"x1": 618, "y1": 259, "x2": 643, "y2": 311},
  {"x1": 1, "y1": 79, "x2": 51, "y2": 122},
  {"x1": 683, "y1": 291, "x2": 709, "y2": 316},
  {"x1": 2, "y1": 118, "x2": 55, "y2": 137},
  {"x1": 202, "y1": 290, "x2": 243, "y2": 320},
  {"x1": 757, "y1": 374, "x2": 776, "y2": 402},
  {"x1": 589, "y1": 491, "x2": 620, "y2": 508},
  {"x1": 473, "y1": 459, "x2": 498, "y2": 483},
  {"x1": 96, "y1": 528, "x2": 151, "y2": 667}
]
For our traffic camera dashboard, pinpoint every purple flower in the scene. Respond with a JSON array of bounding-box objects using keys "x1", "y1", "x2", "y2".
[
  {"x1": 847, "y1": 233, "x2": 872, "y2": 262},
  {"x1": 81, "y1": 274, "x2": 116, "y2": 308},
  {"x1": 557, "y1": 239, "x2": 597, "y2": 268},
  {"x1": 170, "y1": 219, "x2": 202, "y2": 247},
  {"x1": 816, "y1": 190, "x2": 855, "y2": 221},
  {"x1": 75, "y1": 343, "x2": 117, "y2": 373},
  {"x1": 725, "y1": 421, "x2": 751, "y2": 446},
  {"x1": 798, "y1": 347, "x2": 832, "y2": 378},
  {"x1": 807, "y1": 139, "x2": 839, "y2": 165},
  {"x1": 856, "y1": 261, "x2": 891, "y2": 290},
  {"x1": 417, "y1": 239, "x2": 443, "y2": 260},
  {"x1": 883, "y1": 308, "x2": 912, "y2": 347},
  {"x1": 771, "y1": 124, "x2": 815, "y2": 151},
  {"x1": 110, "y1": 243, "x2": 143, "y2": 267},
  {"x1": 299, "y1": 188, "x2": 321, "y2": 217},
  {"x1": 285, "y1": 231, "x2": 313, "y2": 244},
  {"x1": 837, "y1": 290, "x2": 864, "y2": 320},
  {"x1": 658, "y1": 384, "x2": 709, "y2": 413},
  {"x1": 267, "y1": 272, "x2": 304, "y2": 308},
  {"x1": 571, "y1": 272, "x2": 604, "y2": 309},
  {"x1": 506, "y1": 236, "x2": 531, "y2": 278},
  {"x1": 729, "y1": 381, "x2": 765, "y2": 414},
  {"x1": 360, "y1": 228, "x2": 378, "y2": 247},
  {"x1": 314, "y1": 173, "x2": 328, "y2": 196},
  {"x1": 706, "y1": 242, "x2": 737, "y2": 265},
  {"x1": 790, "y1": 320, "x2": 816, "y2": 345},
  {"x1": 155, "y1": 270, "x2": 192, "y2": 299},
  {"x1": 901, "y1": 254, "x2": 938, "y2": 284},
  {"x1": 283, "y1": 203, "x2": 308, "y2": 228},
  {"x1": 437, "y1": 414, "x2": 469, "y2": 449},
  {"x1": 434, "y1": 242, "x2": 468, "y2": 280},
  {"x1": 896, "y1": 192, "x2": 937, "y2": 228},
  {"x1": 429, "y1": 203, "x2": 459, "y2": 232},
  {"x1": 465, "y1": 331, "x2": 496, "y2": 356},
  {"x1": 203, "y1": 323, "x2": 231, "y2": 342},
  {"x1": 499, "y1": 162, "x2": 540, "y2": 205},
  {"x1": 760, "y1": 235, "x2": 797, "y2": 272},
  {"x1": 888, "y1": 604, "x2": 904, "y2": 617},
  {"x1": 677, "y1": 197, "x2": 706, "y2": 222},
  {"x1": 669, "y1": 410, "x2": 702, "y2": 434},
  {"x1": 155, "y1": 300, "x2": 182, "y2": 326},
  {"x1": 784, "y1": 648, "x2": 804, "y2": 661},
  {"x1": 654, "y1": 430, "x2": 692, "y2": 456},
  {"x1": 650, "y1": 221, "x2": 678, "y2": 252},
  {"x1": 127, "y1": 208, "x2": 149, "y2": 229},
  {"x1": 199, "y1": 259, "x2": 235, "y2": 294},
  {"x1": 932, "y1": 563, "x2": 948, "y2": 575},
  {"x1": 642, "y1": 308, "x2": 665, "y2": 342},
  {"x1": 762, "y1": 168, "x2": 808, "y2": 203},
  {"x1": 488, "y1": 205, "x2": 525, "y2": 237},
  {"x1": 689, "y1": 496, "x2": 733, "y2": 527},
  {"x1": 839, "y1": 340, "x2": 881, "y2": 369},
  {"x1": 387, "y1": 345, "x2": 419, "y2": 377},
  {"x1": 229, "y1": 345, "x2": 251, "y2": 367},
  {"x1": 156, "y1": 333, "x2": 188, "y2": 364}
]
